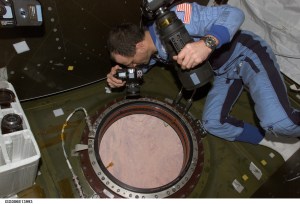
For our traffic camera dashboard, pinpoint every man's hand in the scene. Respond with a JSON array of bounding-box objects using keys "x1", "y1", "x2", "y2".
[
  {"x1": 172, "y1": 40, "x2": 213, "y2": 70},
  {"x1": 107, "y1": 65, "x2": 126, "y2": 88}
]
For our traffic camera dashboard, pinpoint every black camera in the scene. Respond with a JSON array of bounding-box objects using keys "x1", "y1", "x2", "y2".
[
  {"x1": 0, "y1": 0, "x2": 42, "y2": 27},
  {"x1": 141, "y1": 0, "x2": 175, "y2": 20},
  {"x1": 115, "y1": 68, "x2": 144, "y2": 98},
  {"x1": 141, "y1": 0, "x2": 213, "y2": 91}
]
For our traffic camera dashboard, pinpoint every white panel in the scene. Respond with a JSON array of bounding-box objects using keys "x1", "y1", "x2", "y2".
[{"x1": 228, "y1": 0, "x2": 300, "y2": 85}]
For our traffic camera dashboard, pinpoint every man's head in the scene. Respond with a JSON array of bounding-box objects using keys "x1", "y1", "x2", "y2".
[{"x1": 107, "y1": 23, "x2": 155, "y2": 68}]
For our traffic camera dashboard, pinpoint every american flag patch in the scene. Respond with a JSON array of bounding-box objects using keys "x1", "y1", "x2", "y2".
[{"x1": 176, "y1": 3, "x2": 192, "y2": 24}]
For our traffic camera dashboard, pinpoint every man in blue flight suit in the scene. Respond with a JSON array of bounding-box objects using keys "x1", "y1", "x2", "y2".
[{"x1": 106, "y1": 2, "x2": 300, "y2": 160}]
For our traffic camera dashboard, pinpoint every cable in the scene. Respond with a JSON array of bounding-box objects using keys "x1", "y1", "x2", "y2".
[
  {"x1": 60, "y1": 107, "x2": 91, "y2": 198},
  {"x1": 20, "y1": 77, "x2": 107, "y2": 102}
]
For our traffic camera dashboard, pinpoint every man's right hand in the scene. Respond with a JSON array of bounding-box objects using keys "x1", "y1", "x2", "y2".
[{"x1": 107, "y1": 65, "x2": 126, "y2": 88}]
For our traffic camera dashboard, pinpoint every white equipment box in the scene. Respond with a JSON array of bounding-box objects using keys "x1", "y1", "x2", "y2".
[{"x1": 0, "y1": 81, "x2": 40, "y2": 198}]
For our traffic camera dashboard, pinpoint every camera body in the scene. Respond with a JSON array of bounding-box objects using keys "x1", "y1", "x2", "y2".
[
  {"x1": 0, "y1": 0, "x2": 42, "y2": 27},
  {"x1": 115, "y1": 68, "x2": 144, "y2": 98},
  {"x1": 141, "y1": 0, "x2": 174, "y2": 20},
  {"x1": 141, "y1": 0, "x2": 213, "y2": 90}
]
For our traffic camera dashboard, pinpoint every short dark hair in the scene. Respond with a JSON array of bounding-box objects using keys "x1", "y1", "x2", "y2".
[{"x1": 107, "y1": 23, "x2": 145, "y2": 57}]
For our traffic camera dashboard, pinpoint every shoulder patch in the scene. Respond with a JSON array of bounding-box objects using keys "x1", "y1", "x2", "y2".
[{"x1": 176, "y1": 3, "x2": 192, "y2": 24}]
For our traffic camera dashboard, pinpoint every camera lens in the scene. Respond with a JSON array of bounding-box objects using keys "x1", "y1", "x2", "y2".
[{"x1": 1, "y1": 113, "x2": 23, "y2": 134}]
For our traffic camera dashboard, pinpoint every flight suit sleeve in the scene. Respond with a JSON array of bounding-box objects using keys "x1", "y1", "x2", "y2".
[{"x1": 172, "y1": 2, "x2": 245, "y2": 48}]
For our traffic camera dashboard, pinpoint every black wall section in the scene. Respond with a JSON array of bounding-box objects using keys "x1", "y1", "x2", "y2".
[{"x1": 0, "y1": 0, "x2": 207, "y2": 100}]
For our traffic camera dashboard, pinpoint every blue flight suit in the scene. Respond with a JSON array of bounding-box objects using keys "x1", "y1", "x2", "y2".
[{"x1": 148, "y1": 2, "x2": 300, "y2": 144}]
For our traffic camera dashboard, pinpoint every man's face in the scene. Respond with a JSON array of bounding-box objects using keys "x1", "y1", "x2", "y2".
[{"x1": 112, "y1": 43, "x2": 150, "y2": 68}]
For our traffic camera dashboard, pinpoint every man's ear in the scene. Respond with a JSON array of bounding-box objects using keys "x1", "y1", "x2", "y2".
[{"x1": 136, "y1": 41, "x2": 145, "y2": 52}]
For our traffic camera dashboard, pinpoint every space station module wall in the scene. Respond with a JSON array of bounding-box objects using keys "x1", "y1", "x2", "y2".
[{"x1": 228, "y1": 0, "x2": 300, "y2": 86}]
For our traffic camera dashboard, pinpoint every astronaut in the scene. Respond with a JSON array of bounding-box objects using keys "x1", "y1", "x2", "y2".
[{"x1": 106, "y1": 1, "x2": 300, "y2": 160}]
